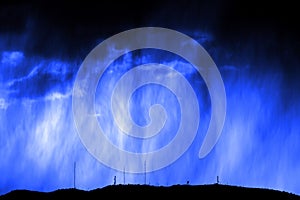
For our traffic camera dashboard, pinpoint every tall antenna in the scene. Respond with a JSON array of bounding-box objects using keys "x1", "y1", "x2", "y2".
[
  {"x1": 144, "y1": 160, "x2": 146, "y2": 185},
  {"x1": 123, "y1": 166, "x2": 125, "y2": 185},
  {"x1": 74, "y1": 162, "x2": 76, "y2": 189}
]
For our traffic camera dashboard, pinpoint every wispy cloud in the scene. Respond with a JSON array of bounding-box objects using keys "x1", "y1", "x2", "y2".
[
  {"x1": 0, "y1": 98, "x2": 9, "y2": 110},
  {"x1": 1, "y1": 51, "x2": 24, "y2": 66},
  {"x1": 0, "y1": 51, "x2": 77, "y2": 99}
]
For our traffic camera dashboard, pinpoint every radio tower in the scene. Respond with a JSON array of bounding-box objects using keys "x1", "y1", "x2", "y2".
[
  {"x1": 123, "y1": 166, "x2": 125, "y2": 184},
  {"x1": 74, "y1": 162, "x2": 76, "y2": 189},
  {"x1": 144, "y1": 160, "x2": 146, "y2": 185}
]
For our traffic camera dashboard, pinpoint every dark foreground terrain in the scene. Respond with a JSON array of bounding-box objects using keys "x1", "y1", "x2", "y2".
[{"x1": 1, "y1": 184, "x2": 300, "y2": 199}]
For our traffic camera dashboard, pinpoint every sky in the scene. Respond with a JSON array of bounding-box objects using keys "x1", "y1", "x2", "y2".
[{"x1": 0, "y1": 0, "x2": 300, "y2": 196}]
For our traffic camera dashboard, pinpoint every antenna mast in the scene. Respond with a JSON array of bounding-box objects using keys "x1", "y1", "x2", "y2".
[
  {"x1": 144, "y1": 160, "x2": 146, "y2": 185},
  {"x1": 74, "y1": 162, "x2": 76, "y2": 189},
  {"x1": 123, "y1": 167, "x2": 125, "y2": 184}
]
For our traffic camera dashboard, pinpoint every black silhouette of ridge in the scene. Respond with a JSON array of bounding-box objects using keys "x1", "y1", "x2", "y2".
[{"x1": 1, "y1": 184, "x2": 300, "y2": 199}]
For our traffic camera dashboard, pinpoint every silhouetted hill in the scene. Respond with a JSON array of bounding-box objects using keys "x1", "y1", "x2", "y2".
[{"x1": 1, "y1": 184, "x2": 299, "y2": 199}]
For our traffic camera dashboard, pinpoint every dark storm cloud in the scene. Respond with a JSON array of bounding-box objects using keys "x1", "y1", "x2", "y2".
[
  {"x1": 0, "y1": 0, "x2": 299, "y2": 96},
  {"x1": 1, "y1": 0, "x2": 299, "y2": 58},
  {"x1": 0, "y1": 0, "x2": 175, "y2": 59}
]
